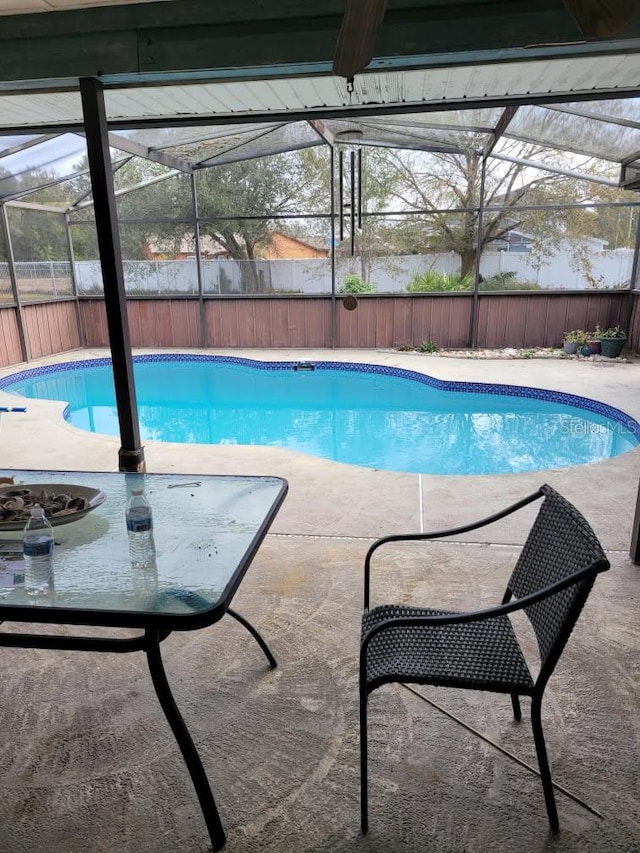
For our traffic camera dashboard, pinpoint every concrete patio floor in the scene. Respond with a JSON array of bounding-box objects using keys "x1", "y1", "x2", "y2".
[{"x1": 0, "y1": 348, "x2": 638, "y2": 852}]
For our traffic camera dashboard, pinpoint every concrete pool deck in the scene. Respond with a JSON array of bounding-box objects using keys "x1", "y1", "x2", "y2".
[{"x1": 0, "y1": 347, "x2": 638, "y2": 852}]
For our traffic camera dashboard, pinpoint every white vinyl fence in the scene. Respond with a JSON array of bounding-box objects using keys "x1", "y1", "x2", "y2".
[{"x1": 3, "y1": 244, "x2": 631, "y2": 299}]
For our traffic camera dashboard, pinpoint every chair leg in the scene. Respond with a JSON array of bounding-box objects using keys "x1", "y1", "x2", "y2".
[
  {"x1": 360, "y1": 681, "x2": 369, "y2": 834},
  {"x1": 531, "y1": 695, "x2": 559, "y2": 832},
  {"x1": 511, "y1": 694, "x2": 522, "y2": 721}
]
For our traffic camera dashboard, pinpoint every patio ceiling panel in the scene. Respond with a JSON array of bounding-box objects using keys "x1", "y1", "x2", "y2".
[
  {"x1": 0, "y1": 53, "x2": 639, "y2": 136},
  {"x1": 0, "y1": 91, "x2": 82, "y2": 128},
  {"x1": 119, "y1": 124, "x2": 280, "y2": 151},
  {"x1": 326, "y1": 117, "x2": 490, "y2": 153},
  {"x1": 547, "y1": 98, "x2": 640, "y2": 129},
  {"x1": 194, "y1": 121, "x2": 323, "y2": 166},
  {"x1": 0, "y1": 132, "x2": 87, "y2": 198},
  {"x1": 506, "y1": 104, "x2": 640, "y2": 164},
  {"x1": 163, "y1": 124, "x2": 287, "y2": 164},
  {"x1": 103, "y1": 77, "x2": 352, "y2": 119},
  {"x1": 355, "y1": 107, "x2": 503, "y2": 132}
]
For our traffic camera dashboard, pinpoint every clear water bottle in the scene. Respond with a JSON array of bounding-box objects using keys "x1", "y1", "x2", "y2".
[
  {"x1": 23, "y1": 505, "x2": 54, "y2": 596},
  {"x1": 126, "y1": 488, "x2": 156, "y2": 569}
]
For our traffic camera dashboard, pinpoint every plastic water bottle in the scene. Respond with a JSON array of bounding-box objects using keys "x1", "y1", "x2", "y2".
[
  {"x1": 126, "y1": 488, "x2": 156, "y2": 569},
  {"x1": 23, "y1": 505, "x2": 54, "y2": 596}
]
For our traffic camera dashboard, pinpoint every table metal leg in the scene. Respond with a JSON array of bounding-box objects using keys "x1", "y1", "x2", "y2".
[
  {"x1": 145, "y1": 629, "x2": 226, "y2": 851},
  {"x1": 226, "y1": 607, "x2": 277, "y2": 668}
]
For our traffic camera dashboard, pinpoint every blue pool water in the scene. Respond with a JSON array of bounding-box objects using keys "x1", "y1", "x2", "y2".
[{"x1": 2, "y1": 355, "x2": 638, "y2": 475}]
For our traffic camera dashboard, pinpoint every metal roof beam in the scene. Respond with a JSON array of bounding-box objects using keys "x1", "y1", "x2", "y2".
[
  {"x1": 105, "y1": 131, "x2": 193, "y2": 173},
  {"x1": 621, "y1": 147, "x2": 640, "y2": 166},
  {"x1": 503, "y1": 129, "x2": 622, "y2": 165},
  {"x1": 309, "y1": 119, "x2": 334, "y2": 146},
  {"x1": 483, "y1": 106, "x2": 518, "y2": 158},
  {"x1": 72, "y1": 168, "x2": 181, "y2": 210},
  {"x1": 490, "y1": 152, "x2": 620, "y2": 186},
  {"x1": 545, "y1": 102, "x2": 640, "y2": 131},
  {"x1": 5, "y1": 199, "x2": 66, "y2": 214}
]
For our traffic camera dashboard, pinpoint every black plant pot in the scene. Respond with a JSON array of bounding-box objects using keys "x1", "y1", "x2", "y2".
[{"x1": 600, "y1": 337, "x2": 626, "y2": 358}]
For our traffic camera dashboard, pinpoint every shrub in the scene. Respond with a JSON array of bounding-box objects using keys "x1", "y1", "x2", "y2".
[
  {"x1": 480, "y1": 271, "x2": 541, "y2": 291},
  {"x1": 600, "y1": 325, "x2": 627, "y2": 339},
  {"x1": 563, "y1": 329, "x2": 589, "y2": 344},
  {"x1": 339, "y1": 274, "x2": 376, "y2": 294},
  {"x1": 419, "y1": 340, "x2": 438, "y2": 353},
  {"x1": 407, "y1": 271, "x2": 474, "y2": 292}
]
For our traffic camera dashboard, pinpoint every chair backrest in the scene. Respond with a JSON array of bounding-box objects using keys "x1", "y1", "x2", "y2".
[{"x1": 507, "y1": 484, "x2": 609, "y2": 677}]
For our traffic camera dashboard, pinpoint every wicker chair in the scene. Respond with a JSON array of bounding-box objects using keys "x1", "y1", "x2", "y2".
[{"x1": 360, "y1": 484, "x2": 610, "y2": 833}]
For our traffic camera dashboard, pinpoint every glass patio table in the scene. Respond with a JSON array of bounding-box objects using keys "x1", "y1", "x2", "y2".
[{"x1": 0, "y1": 469, "x2": 288, "y2": 851}]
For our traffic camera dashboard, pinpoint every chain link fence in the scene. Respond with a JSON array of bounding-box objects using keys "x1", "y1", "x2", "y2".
[{"x1": 0, "y1": 261, "x2": 74, "y2": 302}]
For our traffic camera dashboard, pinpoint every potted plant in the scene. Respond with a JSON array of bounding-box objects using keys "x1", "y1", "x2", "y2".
[
  {"x1": 562, "y1": 330, "x2": 587, "y2": 355},
  {"x1": 587, "y1": 324, "x2": 602, "y2": 354},
  {"x1": 599, "y1": 326, "x2": 627, "y2": 358}
]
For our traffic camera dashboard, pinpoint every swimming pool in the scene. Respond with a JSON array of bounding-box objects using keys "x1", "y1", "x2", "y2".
[{"x1": 2, "y1": 355, "x2": 639, "y2": 475}]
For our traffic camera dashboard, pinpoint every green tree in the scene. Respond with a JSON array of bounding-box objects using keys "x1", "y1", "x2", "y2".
[
  {"x1": 334, "y1": 146, "x2": 404, "y2": 284},
  {"x1": 379, "y1": 138, "x2": 633, "y2": 282},
  {"x1": 0, "y1": 166, "x2": 71, "y2": 262},
  {"x1": 196, "y1": 154, "x2": 316, "y2": 291},
  {"x1": 93, "y1": 150, "x2": 331, "y2": 292}
]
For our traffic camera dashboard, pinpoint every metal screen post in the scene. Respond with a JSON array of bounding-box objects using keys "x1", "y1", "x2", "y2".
[
  {"x1": 0, "y1": 203, "x2": 30, "y2": 362},
  {"x1": 350, "y1": 150, "x2": 356, "y2": 256},
  {"x1": 330, "y1": 145, "x2": 337, "y2": 348},
  {"x1": 65, "y1": 212, "x2": 86, "y2": 348},
  {"x1": 470, "y1": 154, "x2": 487, "y2": 349},
  {"x1": 624, "y1": 204, "x2": 640, "y2": 330},
  {"x1": 80, "y1": 76, "x2": 145, "y2": 472},
  {"x1": 191, "y1": 173, "x2": 206, "y2": 347},
  {"x1": 631, "y1": 478, "x2": 640, "y2": 564},
  {"x1": 628, "y1": 207, "x2": 640, "y2": 563},
  {"x1": 338, "y1": 150, "x2": 344, "y2": 243}
]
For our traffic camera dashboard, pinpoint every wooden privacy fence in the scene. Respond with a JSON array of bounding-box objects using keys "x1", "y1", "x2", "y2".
[{"x1": 0, "y1": 291, "x2": 637, "y2": 368}]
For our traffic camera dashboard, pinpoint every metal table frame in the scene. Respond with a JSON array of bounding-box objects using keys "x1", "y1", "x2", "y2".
[{"x1": 0, "y1": 470, "x2": 289, "y2": 851}]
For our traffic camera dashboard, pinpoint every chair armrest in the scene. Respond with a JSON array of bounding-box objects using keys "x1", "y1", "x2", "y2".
[
  {"x1": 364, "y1": 487, "x2": 544, "y2": 608},
  {"x1": 361, "y1": 559, "x2": 608, "y2": 656}
]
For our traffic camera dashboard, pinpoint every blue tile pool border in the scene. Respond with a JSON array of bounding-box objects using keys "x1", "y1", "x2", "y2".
[{"x1": 1, "y1": 353, "x2": 639, "y2": 442}]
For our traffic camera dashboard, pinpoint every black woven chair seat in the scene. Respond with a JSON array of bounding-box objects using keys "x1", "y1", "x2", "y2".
[{"x1": 363, "y1": 604, "x2": 535, "y2": 694}]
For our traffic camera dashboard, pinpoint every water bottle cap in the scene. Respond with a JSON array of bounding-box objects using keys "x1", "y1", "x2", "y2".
[{"x1": 31, "y1": 505, "x2": 45, "y2": 517}]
